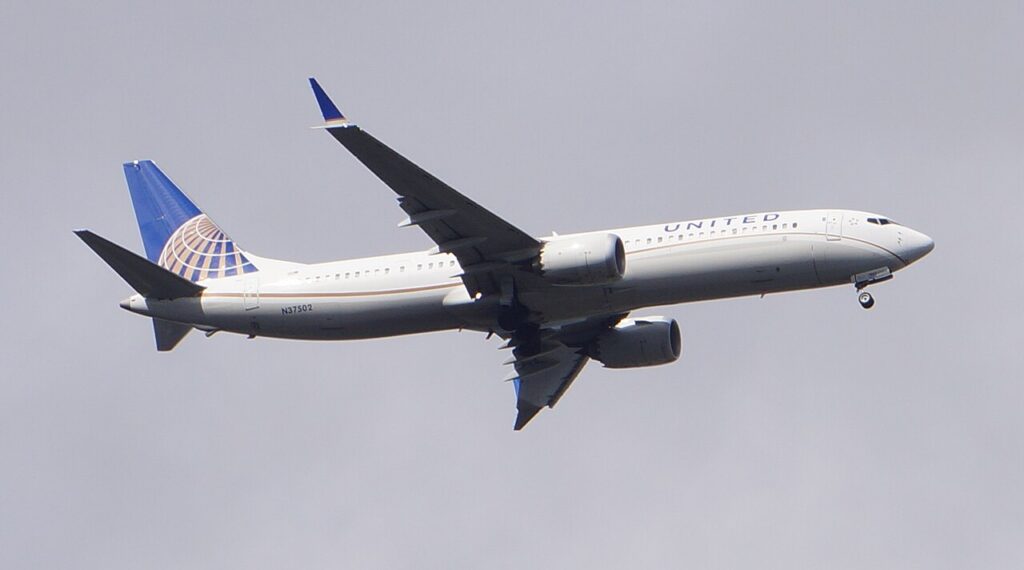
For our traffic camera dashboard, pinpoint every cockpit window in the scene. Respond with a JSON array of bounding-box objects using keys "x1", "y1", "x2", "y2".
[{"x1": 867, "y1": 217, "x2": 900, "y2": 226}]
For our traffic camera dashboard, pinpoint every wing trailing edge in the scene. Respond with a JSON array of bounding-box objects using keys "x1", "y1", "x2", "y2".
[
  {"x1": 307, "y1": 77, "x2": 541, "y2": 297},
  {"x1": 511, "y1": 345, "x2": 590, "y2": 430}
]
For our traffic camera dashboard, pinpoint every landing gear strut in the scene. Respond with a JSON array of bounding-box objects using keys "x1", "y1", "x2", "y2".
[
  {"x1": 852, "y1": 267, "x2": 891, "y2": 310},
  {"x1": 858, "y1": 291, "x2": 875, "y2": 309}
]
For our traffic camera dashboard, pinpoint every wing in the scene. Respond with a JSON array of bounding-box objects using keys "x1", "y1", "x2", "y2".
[
  {"x1": 510, "y1": 344, "x2": 590, "y2": 430},
  {"x1": 309, "y1": 78, "x2": 540, "y2": 297},
  {"x1": 504, "y1": 313, "x2": 628, "y2": 430}
]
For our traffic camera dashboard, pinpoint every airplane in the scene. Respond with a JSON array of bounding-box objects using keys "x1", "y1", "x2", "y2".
[{"x1": 76, "y1": 78, "x2": 935, "y2": 430}]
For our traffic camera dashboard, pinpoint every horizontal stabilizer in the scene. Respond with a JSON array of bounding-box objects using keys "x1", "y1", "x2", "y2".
[
  {"x1": 153, "y1": 318, "x2": 192, "y2": 351},
  {"x1": 74, "y1": 230, "x2": 205, "y2": 299}
]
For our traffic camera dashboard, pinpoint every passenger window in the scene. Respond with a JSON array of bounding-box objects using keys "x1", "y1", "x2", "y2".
[
  {"x1": 385, "y1": 268, "x2": 390, "y2": 274},
  {"x1": 772, "y1": 224, "x2": 778, "y2": 230},
  {"x1": 400, "y1": 266, "x2": 405, "y2": 272},
  {"x1": 782, "y1": 223, "x2": 788, "y2": 229},
  {"x1": 793, "y1": 222, "x2": 798, "y2": 229},
  {"x1": 657, "y1": 237, "x2": 663, "y2": 243},
  {"x1": 345, "y1": 272, "x2": 350, "y2": 279},
  {"x1": 335, "y1": 273, "x2": 340, "y2": 280},
  {"x1": 646, "y1": 238, "x2": 652, "y2": 244},
  {"x1": 732, "y1": 228, "x2": 738, "y2": 234},
  {"x1": 417, "y1": 264, "x2": 422, "y2": 271}
]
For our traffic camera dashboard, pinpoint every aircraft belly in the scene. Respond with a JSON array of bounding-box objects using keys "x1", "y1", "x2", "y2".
[
  {"x1": 519, "y1": 236, "x2": 826, "y2": 321},
  {"x1": 274, "y1": 289, "x2": 462, "y2": 340},
  {"x1": 621, "y1": 235, "x2": 822, "y2": 306},
  {"x1": 812, "y1": 239, "x2": 899, "y2": 285},
  {"x1": 520, "y1": 286, "x2": 618, "y2": 322},
  {"x1": 194, "y1": 286, "x2": 466, "y2": 340}
]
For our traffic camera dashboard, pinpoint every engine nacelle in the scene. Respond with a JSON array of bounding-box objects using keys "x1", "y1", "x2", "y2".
[
  {"x1": 538, "y1": 233, "x2": 625, "y2": 286},
  {"x1": 588, "y1": 317, "x2": 682, "y2": 368}
]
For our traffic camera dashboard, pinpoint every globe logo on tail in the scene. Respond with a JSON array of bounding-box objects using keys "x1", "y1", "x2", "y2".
[{"x1": 157, "y1": 214, "x2": 258, "y2": 281}]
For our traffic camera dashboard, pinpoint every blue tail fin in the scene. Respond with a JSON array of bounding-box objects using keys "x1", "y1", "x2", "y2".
[{"x1": 123, "y1": 160, "x2": 257, "y2": 282}]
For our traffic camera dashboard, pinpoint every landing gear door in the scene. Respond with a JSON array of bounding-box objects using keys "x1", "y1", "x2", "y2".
[{"x1": 825, "y1": 212, "x2": 843, "y2": 241}]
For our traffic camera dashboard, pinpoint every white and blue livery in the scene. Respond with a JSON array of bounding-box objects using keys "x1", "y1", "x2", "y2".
[{"x1": 76, "y1": 78, "x2": 935, "y2": 429}]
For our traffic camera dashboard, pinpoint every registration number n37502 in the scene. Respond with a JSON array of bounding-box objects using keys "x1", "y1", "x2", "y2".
[{"x1": 281, "y1": 304, "x2": 313, "y2": 315}]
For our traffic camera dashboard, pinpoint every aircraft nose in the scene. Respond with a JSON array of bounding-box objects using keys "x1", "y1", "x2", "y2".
[{"x1": 902, "y1": 229, "x2": 934, "y2": 264}]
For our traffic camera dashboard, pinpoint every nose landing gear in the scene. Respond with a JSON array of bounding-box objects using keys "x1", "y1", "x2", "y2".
[
  {"x1": 858, "y1": 291, "x2": 875, "y2": 309},
  {"x1": 852, "y1": 267, "x2": 892, "y2": 310}
]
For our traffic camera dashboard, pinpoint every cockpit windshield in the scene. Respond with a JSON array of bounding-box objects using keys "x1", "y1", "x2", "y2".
[{"x1": 867, "y1": 217, "x2": 899, "y2": 226}]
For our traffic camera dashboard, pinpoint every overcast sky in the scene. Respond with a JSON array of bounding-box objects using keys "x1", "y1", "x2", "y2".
[{"x1": 2, "y1": 1, "x2": 1022, "y2": 568}]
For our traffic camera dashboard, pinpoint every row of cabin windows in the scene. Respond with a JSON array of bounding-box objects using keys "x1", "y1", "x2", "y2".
[
  {"x1": 629, "y1": 222, "x2": 799, "y2": 248},
  {"x1": 304, "y1": 259, "x2": 458, "y2": 282},
  {"x1": 302, "y1": 220, "x2": 805, "y2": 280}
]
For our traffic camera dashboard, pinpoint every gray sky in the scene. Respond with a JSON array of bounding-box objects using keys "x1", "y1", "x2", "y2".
[{"x1": 2, "y1": 1, "x2": 1022, "y2": 568}]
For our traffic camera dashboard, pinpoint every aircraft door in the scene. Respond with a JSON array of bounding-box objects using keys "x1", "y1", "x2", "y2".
[
  {"x1": 242, "y1": 275, "x2": 260, "y2": 310},
  {"x1": 825, "y1": 212, "x2": 843, "y2": 241}
]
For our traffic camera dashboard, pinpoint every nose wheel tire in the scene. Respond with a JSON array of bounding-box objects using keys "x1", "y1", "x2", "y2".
[{"x1": 858, "y1": 291, "x2": 875, "y2": 309}]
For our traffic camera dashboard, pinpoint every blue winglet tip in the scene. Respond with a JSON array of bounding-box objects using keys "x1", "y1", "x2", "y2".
[{"x1": 308, "y1": 77, "x2": 345, "y2": 122}]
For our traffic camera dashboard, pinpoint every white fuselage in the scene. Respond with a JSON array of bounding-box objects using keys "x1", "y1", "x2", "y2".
[{"x1": 122, "y1": 209, "x2": 934, "y2": 339}]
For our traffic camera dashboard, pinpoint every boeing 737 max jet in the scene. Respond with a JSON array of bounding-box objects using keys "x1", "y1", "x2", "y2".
[{"x1": 76, "y1": 78, "x2": 935, "y2": 429}]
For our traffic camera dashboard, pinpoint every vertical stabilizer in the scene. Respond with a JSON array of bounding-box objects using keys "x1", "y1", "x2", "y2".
[{"x1": 123, "y1": 161, "x2": 257, "y2": 282}]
